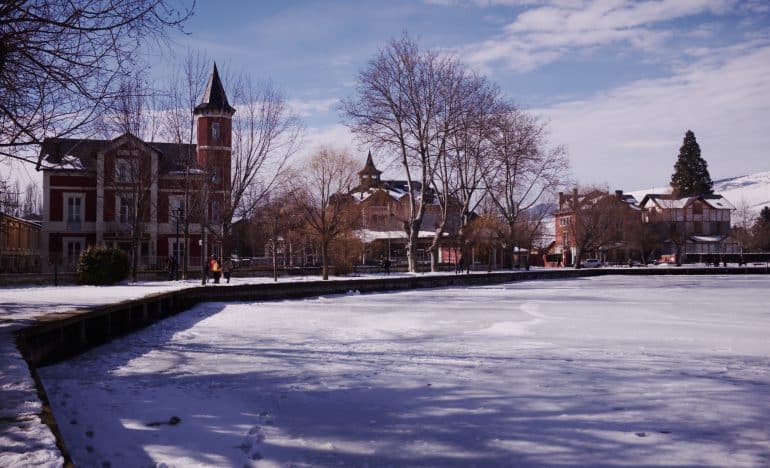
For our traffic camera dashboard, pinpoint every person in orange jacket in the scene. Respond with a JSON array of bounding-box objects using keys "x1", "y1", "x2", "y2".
[{"x1": 209, "y1": 255, "x2": 221, "y2": 284}]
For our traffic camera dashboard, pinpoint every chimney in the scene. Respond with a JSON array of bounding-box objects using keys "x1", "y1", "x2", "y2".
[
  {"x1": 615, "y1": 190, "x2": 623, "y2": 199},
  {"x1": 572, "y1": 188, "x2": 579, "y2": 207},
  {"x1": 558, "y1": 192, "x2": 564, "y2": 207}
]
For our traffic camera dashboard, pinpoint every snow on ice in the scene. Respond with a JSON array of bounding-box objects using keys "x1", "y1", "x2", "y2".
[{"x1": 27, "y1": 275, "x2": 770, "y2": 467}]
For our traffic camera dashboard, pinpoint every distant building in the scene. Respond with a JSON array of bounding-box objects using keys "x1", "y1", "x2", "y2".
[
  {"x1": 350, "y1": 152, "x2": 459, "y2": 265},
  {"x1": 639, "y1": 193, "x2": 738, "y2": 261},
  {"x1": 38, "y1": 64, "x2": 233, "y2": 271},
  {"x1": 0, "y1": 212, "x2": 41, "y2": 273},
  {"x1": 552, "y1": 188, "x2": 738, "y2": 266},
  {"x1": 554, "y1": 188, "x2": 642, "y2": 266}
]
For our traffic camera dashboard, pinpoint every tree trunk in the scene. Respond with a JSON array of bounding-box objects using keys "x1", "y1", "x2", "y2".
[
  {"x1": 429, "y1": 247, "x2": 439, "y2": 272},
  {"x1": 272, "y1": 240, "x2": 278, "y2": 282},
  {"x1": 321, "y1": 240, "x2": 330, "y2": 280},
  {"x1": 675, "y1": 242, "x2": 683, "y2": 266},
  {"x1": 574, "y1": 248, "x2": 582, "y2": 269},
  {"x1": 131, "y1": 241, "x2": 139, "y2": 282},
  {"x1": 406, "y1": 228, "x2": 419, "y2": 273}
]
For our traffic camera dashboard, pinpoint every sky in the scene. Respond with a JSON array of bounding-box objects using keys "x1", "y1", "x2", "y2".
[{"x1": 4, "y1": 0, "x2": 770, "y2": 192}]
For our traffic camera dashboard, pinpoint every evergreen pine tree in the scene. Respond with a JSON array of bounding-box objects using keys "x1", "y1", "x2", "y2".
[
  {"x1": 760, "y1": 206, "x2": 770, "y2": 223},
  {"x1": 670, "y1": 130, "x2": 714, "y2": 196}
]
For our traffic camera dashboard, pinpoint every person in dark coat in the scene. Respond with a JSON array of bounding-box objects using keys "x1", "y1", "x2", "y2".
[
  {"x1": 167, "y1": 255, "x2": 177, "y2": 280},
  {"x1": 223, "y1": 259, "x2": 232, "y2": 283}
]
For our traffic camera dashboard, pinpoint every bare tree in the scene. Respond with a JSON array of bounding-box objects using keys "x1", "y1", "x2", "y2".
[
  {"x1": 2, "y1": 0, "x2": 194, "y2": 165},
  {"x1": 341, "y1": 35, "x2": 458, "y2": 272},
  {"x1": 21, "y1": 180, "x2": 42, "y2": 218},
  {"x1": 288, "y1": 147, "x2": 358, "y2": 280},
  {"x1": 624, "y1": 214, "x2": 661, "y2": 264},
  {"x1": 101, "y1": 74, "x2": 162, "y2": 281},
  {"x1": 437, "y1": 75, "x2": 501, "y2": 271},
  {"x1": 162, "y1": 50, "x2": 210, "y2": 279},
  {"x1": 643, "y1": 195, "x2": 691, "y2": 266},
  {"x1": 752, "y1": 206, "x2": 770, "y2": 252},
  {"x1": 252, "y1": 189, "x2": 302, "y2": 281},
  {"x1": 0, "y1": 179, "x2": 21, "y2": 215},
  {"x1": 225, "y1": 75, "x2": 302, "y2": 252},
  {"x1": 485, "y1": 105, "x2": 569, "y2": 268},
  {"x1": 562, "y1": 188, "x2": 623, "y2": 269},
  {"x1": 731, "y1": 198, "x2": 755, "y2": 253}
]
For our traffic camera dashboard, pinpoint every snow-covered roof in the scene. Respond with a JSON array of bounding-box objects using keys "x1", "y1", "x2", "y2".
[
  {"x1": 702, "y1": 196, "x2": 735, "y2": 210},
  {"x1": 356, "y1": 229, "x2": 441, "y2": 243},
  {"x1": 651, "y1": 197, "x2": 690, "y2": 209},
  {"x1": 352, "y1": 188, "x2": 410, "y2": 203},
  {"x1": 642, "y1": 194, "x2": 735, "y2": 211},
  {"x1": 690, "y1": 235, "x2": 727, "y2": 243},
  {"x1": 48, "y1": 154, "x2": 87, "y2": 170}
]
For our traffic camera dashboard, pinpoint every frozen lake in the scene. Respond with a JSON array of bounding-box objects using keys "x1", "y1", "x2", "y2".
[{"x1": 38, "y1": 275, "x2": 770, "y2": 467}]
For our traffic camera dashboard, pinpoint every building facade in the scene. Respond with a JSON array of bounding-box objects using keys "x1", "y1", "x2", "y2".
[
  {"x1": 39, "y1": 64, "x2": 233, "y2": 272},
  {"x1": 554, "y1": 189, "x2": 643, "y2": 266},
  {"x1": 351, "y1": 152, "x2": 457, "y2": 265},
  {"x1": 639, "y1": 193, "x2": 737, "y2": 261},
  {"x1": 553, "y1": 188, "x2": 737, "y2": 266},
  {"x1": 0, "y1": 212, "x2": 41, "y2": 273}
]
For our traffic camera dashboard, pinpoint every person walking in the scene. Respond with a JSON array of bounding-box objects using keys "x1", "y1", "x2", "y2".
[
  {"x1": 383, "y1": 257, "x2": 391, "y2": 276},
  {"x1": 223, "y1": 258, "x2": 232, "y2": 284},
  {"x1": 456, "y1": 256, "x2": 464, "y2": 274},
  {"x1": 167, "y1": 255, "x2": 177, "y2": 280},
  {"x1": 209, "y1": 255, "x2": 221, "y2": 284}
]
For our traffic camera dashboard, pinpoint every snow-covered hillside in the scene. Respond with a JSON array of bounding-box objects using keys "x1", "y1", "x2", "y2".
[{"x1": 629, "y1": 170, "x2": 770, "y2": 218}]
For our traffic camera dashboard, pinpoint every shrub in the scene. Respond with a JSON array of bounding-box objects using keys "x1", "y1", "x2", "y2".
[
  {"x1": 329, "y1": 238, "x2": 359, "y2": 276},
  {"x1": 77, "y1": 246, "x2": 130, "y2": 285}
]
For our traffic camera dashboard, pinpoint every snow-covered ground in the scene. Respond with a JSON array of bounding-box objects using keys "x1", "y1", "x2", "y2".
[
  {"x1": 33, "y1": 275, "x2": 770, "y2": 467},
  {"x1": 0, "y1": 274, "x2": 369, "y2": 467}
]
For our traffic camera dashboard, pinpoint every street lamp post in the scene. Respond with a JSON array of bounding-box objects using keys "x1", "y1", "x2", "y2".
[{"x1": 172, "y1": 207, "x2": 182, "y2": 280}]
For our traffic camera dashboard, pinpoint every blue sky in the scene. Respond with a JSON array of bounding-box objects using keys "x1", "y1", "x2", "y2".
[{"x1": 7, "y1": 0, "x2": 770, "y2": 191}]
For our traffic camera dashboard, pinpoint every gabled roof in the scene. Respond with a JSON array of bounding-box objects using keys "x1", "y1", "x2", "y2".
[
  {"x1": 640, "y1": 193, "x2": 735, "y2": 211},
  {"x1": 194, "y1": 63, "x2": 236, "y2": 116},
  {"x1": 38, "y1": 134, "x2": 196, "y2": 173}
]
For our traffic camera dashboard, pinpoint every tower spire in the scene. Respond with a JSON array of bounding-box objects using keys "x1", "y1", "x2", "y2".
[{"x1": 194, "y1": 62, "x2": 235, "y2": 116}]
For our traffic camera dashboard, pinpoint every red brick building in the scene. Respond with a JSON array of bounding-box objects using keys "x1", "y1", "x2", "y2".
[
  {"x1": 554, "y1": 188, "x2": 642, "y2": 266},
  {"x1": 38, "y1": 64, "x2": 233, "y2": 271},
  {"x1": 351, "y1": 152, "x2": 459, "y2": 265}
]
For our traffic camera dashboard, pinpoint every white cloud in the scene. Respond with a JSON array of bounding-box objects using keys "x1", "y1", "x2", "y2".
[
  {"x1": 286, "y1": 98, "x2": 339, "y2": 118},
  {"x1": 534, "y1": 43, "x2": 770, "y2": 188},
  {"x1": 292, "y1": 124, "x2": 360, "y2": 167},
  {"x1": 459, "y1": 0, "x2": 741, "y2": 72}
]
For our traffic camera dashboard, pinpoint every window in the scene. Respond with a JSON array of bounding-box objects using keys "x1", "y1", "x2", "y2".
[
  {"x1": 66, "y1": 194, "x2": 82, "y2": 223},
  {"x1": 169, "y1": 197, "x2": 185, "y2": 223},
  {"x1": 115, "y1": 158, "x2": 136, "y2": 182},
  {"x1": 562, "y1": 232, "x2": 569, "y2": 248},
  {"x1": 560, "y1": 216, "x2": 571, "y2": 226},
  {"x1": 211, "y1": 122, "x2": 221, "y2": 143},
  {"x1": 118, "y1": 196, "x2": 134, "y2": 223},
  {"x1": 210, "y1": 200, "x2": 221, "y2": 223},
  {"x1": 64, "y1": 238, "x2": 84, "y2": 265}
]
